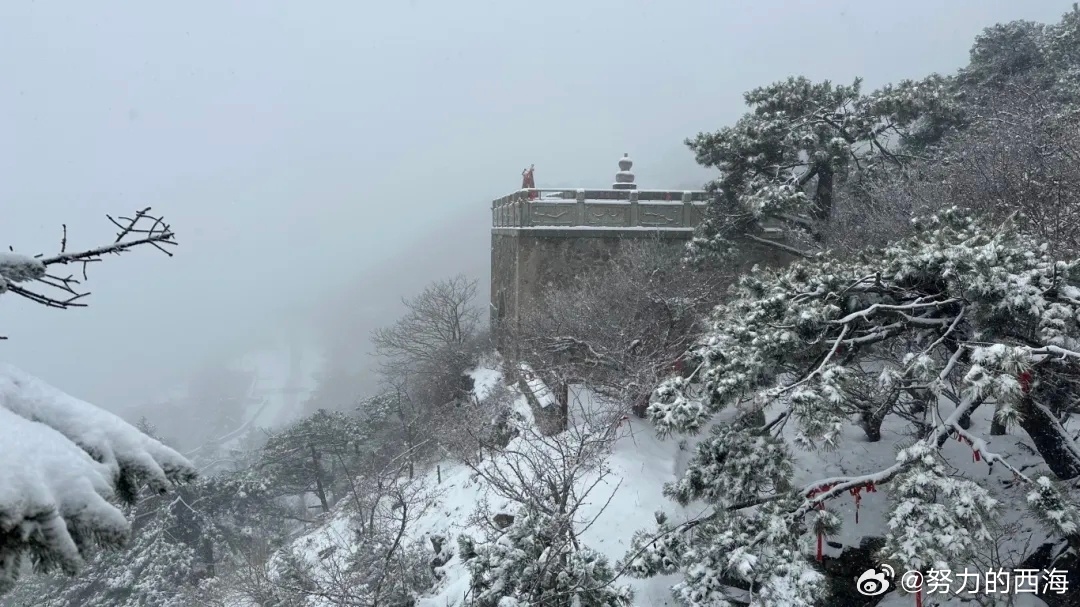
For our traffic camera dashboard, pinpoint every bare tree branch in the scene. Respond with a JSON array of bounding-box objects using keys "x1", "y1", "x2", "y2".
[{"x1": 0, "y1": 207, "x2": 177, "y2": 339}]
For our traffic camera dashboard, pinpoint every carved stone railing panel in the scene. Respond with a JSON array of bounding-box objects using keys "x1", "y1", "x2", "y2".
[
  {"x1": 529, "y1": 203, "x2": 578, "y2": 226},
  {"x1": 583, "y1": 203, "x2": 631, "y2": 227},
  {"x1": 638, "y1": 203, "x2": 683, "y2": 227}
]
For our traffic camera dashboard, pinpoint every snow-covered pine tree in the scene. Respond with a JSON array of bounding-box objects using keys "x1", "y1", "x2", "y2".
[
  {"x1": 256, "y1": 408, "x2": 365, "y2": 514},
  {"x1": 961, "y1": 4, "x2": 1080, "y2": 103},
  {"x1": 1, "y1": 472, "x2": 289, "y2": 607},
  {"x1": 684, "y1": 75, "x2": 965, "y2": 261},
  {"x1": 625, "y1": 208, "x2": 1080, "y2": 606}
]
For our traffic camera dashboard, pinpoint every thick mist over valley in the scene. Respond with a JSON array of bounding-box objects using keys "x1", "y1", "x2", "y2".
[{"x1": 6, "y1": 0, "x2": 1062, "y2": 425}]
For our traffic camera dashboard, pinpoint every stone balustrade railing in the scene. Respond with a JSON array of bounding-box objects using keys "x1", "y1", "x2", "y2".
[{"x1": 491, "y1": 188, "x2": 711, "y2": 229}]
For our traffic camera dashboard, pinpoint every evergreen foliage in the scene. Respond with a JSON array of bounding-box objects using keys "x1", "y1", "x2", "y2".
[
  {"x1": 685, "y1": 75, "x2": 964, "y2": 260},
  {"x1": 627, "y1": 209, "x2": 1080, "y2": 604},
  {"x1": 460, "y1": 505, "x2": 633, "y2": 607}
]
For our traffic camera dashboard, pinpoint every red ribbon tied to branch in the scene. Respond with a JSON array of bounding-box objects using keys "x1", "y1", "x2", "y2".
[
  {"x1": 849, "y1": 486, "x2": 862, "y2": 524},
  {"x1": 1019, "y1": 370, "x2": 1033, "y2": 395},
  {"x1": 806, "y1": 483, "x2": 837, "y2": 562},
  {"x1": 952, "y1": 431, "x2": 982, "y2": 462}
]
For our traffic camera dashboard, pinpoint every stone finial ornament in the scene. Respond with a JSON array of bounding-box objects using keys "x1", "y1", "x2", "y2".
[{"x1": 612, "y1": 153, "x2": 636, "y2": 190}]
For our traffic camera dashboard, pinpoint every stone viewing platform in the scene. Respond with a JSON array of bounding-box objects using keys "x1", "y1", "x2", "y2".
[
  {"x1": 490, "y1": 154, "x2": 713, "y2": 330},
  {"x1": 491, "y1": 154, "x2": 710, "y2": 232}
]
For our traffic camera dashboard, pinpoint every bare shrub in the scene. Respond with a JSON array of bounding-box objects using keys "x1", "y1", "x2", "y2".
[
  {"x1": 465, "y1": 390, "x2": 624, "y2": 522},
  {"x1": 366, "y1": 275, "x2": 489, "y2": 461},
  {"x1": 217, "y1": 458, "x2": 439, "y2": 607},
  {"x1": 371, "y1": 274, "x2": 483, "y2": 380},
  {"x1": 439, "y1": 376, "x2": 521, "y2": 466},
  {"x1": 456, "y1": 391, "x2": 634, "y2": 606},
  {"x1": 509, "y1": 238, "x2": 729, "y2": 421},
  {"x1": 827, "y1": 87, "x2": 1080, "y2": 257}
]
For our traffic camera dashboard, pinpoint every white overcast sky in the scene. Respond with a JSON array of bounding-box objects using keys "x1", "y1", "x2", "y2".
[{"x1": 2, "y1": 0, "x2": 1072, "y2": 409}]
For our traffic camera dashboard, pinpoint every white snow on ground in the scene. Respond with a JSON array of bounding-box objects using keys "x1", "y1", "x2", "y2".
[
  {"x1": 265, "y1": 362, "x2": 689, "y2": 607},
  {"x1": 787, "y1": 402, "x2": 1060, "y2": 559},
  {"x1": 415, "y1": 379, "x2": 689, "y2": 606},
  {"x1": 287, "y1": 510, "x2": 356, "y2": 566},
  {"x1": 467, "y1": 358, "x2": 503, "y2": 403},
  {"x1": 410, "y1": 459, "x2": 515, "y2": 606}
]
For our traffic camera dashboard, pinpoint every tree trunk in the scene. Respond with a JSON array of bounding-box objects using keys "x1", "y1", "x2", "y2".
[
  {"x1": 1017, "y1": 397, "x2": 1080, "y2": 480},
  {"x1": 859, "y1": 408, "x2": 885, "y2": 442},
  {"x1": 203, "y1": 536, "x2": 216, "y2": 578},
  {"x1": 964, "y1": 400, "x2": 1007, "y2": 434},
  {"x1": 747, "y1": 407, "x2": 767, "y2": 428},
  {"x1": 813, "y1": 166, "x2": 835, "y2": 221},
  {"x1": 959, "y1": 397, "x2": 1006, "y2": 434},
  {"x1": 957, "y1": 403, "x2": 976, "y2": 430},
  {"x1": 557, "y1": 381, "x2": 569, "y2": 432},
  {"x1": 955, "y1": 397, "x2": 1000, "y2": 432},
  {"x1": 1018, "y1": 539, "x2": 1080, "y2": 607},
  {"x1": 310, "y1": 444, "x2": 331, "y2": 513},
  {"x1": 990, "y1": 416, "x2": 1007, "y2": 436}
]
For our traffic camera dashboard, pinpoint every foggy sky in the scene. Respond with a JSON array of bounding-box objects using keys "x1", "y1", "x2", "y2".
[{"x1": 3, "y1": 0, "x2": 1071, "y2": 410}]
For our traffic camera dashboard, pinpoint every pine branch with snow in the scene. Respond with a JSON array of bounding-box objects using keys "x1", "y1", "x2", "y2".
[
  {"x1": 630, "y1": 208, "x2": 1080, "y2": 604},
  {"x1": 0, "y1": 366, "x2": 197, "y2": 594},
  {"x1": 962, "y1": 5, "x2": 1080, "y2": 102},
  {"x1": 880, "y1": 441, "x2": 1000, "y2": 571},
  {"x1": 625, "y1": 497, "x2": 825, "y2": 607},
  {"x1": 255, "y1": 408, "x2": 365, "y2": 513},
  {"x1": 663, "y1": 418, "x2": 793, "y2": 510}
]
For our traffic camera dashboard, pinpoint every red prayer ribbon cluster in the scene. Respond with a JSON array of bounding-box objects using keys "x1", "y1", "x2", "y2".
[
  {"x1": 805, "y1": 483, "x2": 837, "y2": 562},
  {"x1": 802, "y1": 369, "x2": 1037, "y2": 606},
  {"x1": 805, "y1": 481, "x2": 879, "y2": 560},
  {"x1": 952, "y1": 431, "x2": 982, "y2": 462},
  {"x1": 848, "y1": 481, "x2": 877, "y2": 524}
]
